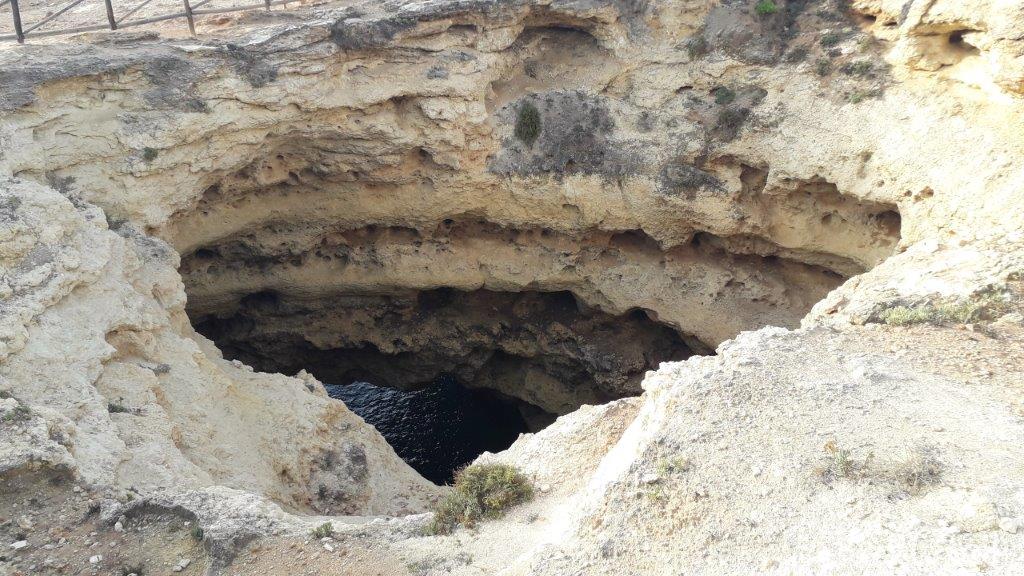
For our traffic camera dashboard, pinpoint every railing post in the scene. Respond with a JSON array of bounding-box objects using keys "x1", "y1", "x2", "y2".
[
  {"x1": 103, "y1": 0, "x2": 117, "y2": 30},
  {"x1": 181, "y1": 0, "x2": 195, "y2": 37},
  {"x1": 9, "y1": 0, "x2": 25, "y2": 43}
]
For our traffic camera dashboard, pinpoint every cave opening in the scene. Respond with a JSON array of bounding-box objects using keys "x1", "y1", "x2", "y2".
[
  {"x1": 190, "y1": 287, "x2": 696, "y2": 483},
  {"x1": 172, "y1": 140, "x2": 903, "y2": 486}
]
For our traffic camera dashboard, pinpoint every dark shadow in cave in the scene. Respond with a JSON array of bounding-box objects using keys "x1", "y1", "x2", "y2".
[
  {"x1": 191, "y1": 288, "x2": 696, "y2": 484},
  {"x1": 326, "y1": 377, "x2": 532, "y2": 484}
]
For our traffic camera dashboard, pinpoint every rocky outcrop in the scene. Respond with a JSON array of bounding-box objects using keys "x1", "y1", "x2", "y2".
[
  {"x1": 0, "y1": 179, "x2": 442, "y2": 517},
  {"x1": 2, "y1": 0, "x2": 1024, "y2": 574}
]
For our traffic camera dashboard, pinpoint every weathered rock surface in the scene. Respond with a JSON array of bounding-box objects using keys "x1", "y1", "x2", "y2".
[
  {"x1": 2, "y1": 0, "x2": 1024, "y2": 574},
  {"x1": 0, "y1": 179, "x2": 442, "y2": 518}
]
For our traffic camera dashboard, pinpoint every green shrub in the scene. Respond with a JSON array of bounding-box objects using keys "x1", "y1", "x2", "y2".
[
  {"x1": 815, "y1": 58, "x2": 832, "y2": 76},
  {"x1": 310, "y1": 522, "x2": 334, "y2": 539},
  {"x1": 841, "y1": 60, "x2": 874, "y2": 77},
  {"x1": 879, "y1": 294, "x2": 1010, "y2": 326},
  {"x1": 141, "y1": 147, "x2": 159, "y2": 162},
  {"x1": 427, "y1": 463, "x2": 534, "y2": 535},
  {"x1": 847, "y1": 88, "x2": 881, "y2": 103},
  {"x1": 713, "y1": 86, "x2": 736, "y2": 105},
  {"x1": 819, "y1": 441, "x2": 942, "y2": 496},
  {"x1": 514, "y1": 102, "x2": 542, "y2": 147},
  {"x1": 755, "y1": 0, "x2": 778, "y2": 16},
  {"x1": 108, "y1": 402, "x2": 130, "y2": 414},
  {"x1": 190, "y1": 526, "x2": 204, "y2": 541},
  {"x1": 784, "y1": 48, "x2": 809, "y2": 63},
  {"x1": 820, "y1": 32, "x2": 841, "y2": 47}
]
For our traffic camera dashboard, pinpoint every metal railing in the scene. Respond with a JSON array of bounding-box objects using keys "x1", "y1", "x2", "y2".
[{"x1": 1, "y1": 0, "x2": 300, "y2": 43}]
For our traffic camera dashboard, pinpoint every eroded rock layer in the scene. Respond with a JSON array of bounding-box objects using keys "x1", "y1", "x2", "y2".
[
  {"x1": 2, "y1": 0, "x2": 1024, "y2": 573},
  {"x1": 192, "y1": 288, "x2": 693, "y2": 415}
]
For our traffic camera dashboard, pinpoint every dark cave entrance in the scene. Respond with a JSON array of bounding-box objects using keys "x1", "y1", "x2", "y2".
[
  {"x1": 190, "y1": 288, "x2": 696, "y2": 484},
  {"x1": 325, "y1": 378, "x2": 532, "y2": 484}
]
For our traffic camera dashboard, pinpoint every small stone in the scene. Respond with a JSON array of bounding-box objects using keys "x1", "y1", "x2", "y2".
[
  {"x1": 538, "y1": 484, "x2": 551, "y2": 493},
  {"x1": 640, "y1": 473, "x2": 660, "y2": 485},
  {"x1": 10, "y1": 540, "x2": 28, "y2": 550},
  {"x1": 323, "y1": 543, "x2": 335, "y2": 552},
  {"x1": 114, "y1": 521, "x2": 123, "y2": 532},
  {"x1": 89, "y1": 554, "x2": 102, "y2": 564},
  {"x1": 999, "y1": 517, "x2": 1021, "y2": 534},
  {"x1": 17, "y1": 515, "x2": 33, "y2": 530},
  {"x1": 173, "y1": 558, "x2": 192, "y2": 572}
]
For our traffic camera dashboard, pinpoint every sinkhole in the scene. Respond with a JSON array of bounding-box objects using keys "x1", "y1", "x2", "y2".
[
  {"x1": 173, "y1": 161, "x2": 901, "y2": 485},
  {"x1": 190, "y1": 287, "x2": 696, "y2": 483}
]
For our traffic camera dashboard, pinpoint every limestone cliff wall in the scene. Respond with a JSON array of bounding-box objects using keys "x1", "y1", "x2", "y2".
[{"x1": 1, "y1": 0, "x2": 1023, "y2": 551}]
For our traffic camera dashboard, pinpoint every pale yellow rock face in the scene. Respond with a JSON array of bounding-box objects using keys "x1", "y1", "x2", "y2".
[
  {"x1": 0, "y1": 179, "x2": 442, "y2": 516},
  {"x1": 1, "y1": 0, "x2": 1024, "y2": 573}
]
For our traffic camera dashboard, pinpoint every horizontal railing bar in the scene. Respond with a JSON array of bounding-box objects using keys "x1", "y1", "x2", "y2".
[
  {"x1": 1, "y1": 21, "x2": 106, "y2": 39},
  {"x1": 1, "y1": 9, "x2": 182, "y2": 39},
  {"x1": 1, "y1": 0, "x2": 304, "y2": 41},
  {"x1": 22, "y1": 0, "x2": 91, "y2": 34}
]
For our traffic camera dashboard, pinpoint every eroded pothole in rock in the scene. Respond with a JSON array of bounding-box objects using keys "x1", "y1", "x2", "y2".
[{"x1": 175, "y1": 194, "x2": 900, "y2": 483}]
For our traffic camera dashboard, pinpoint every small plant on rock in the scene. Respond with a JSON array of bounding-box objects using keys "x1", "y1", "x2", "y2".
[
  {"x1": 514, "y1": 102, "x2": 542, "y2": 147},
  {"x1": 841, "y1": 60, "x2": 874, "y2": 77},
  {"x1": 1, "y1": 399, "x2": 30, "y2": 422},
  {"x1": 685, "y1": 35, "x2": 710, "y2": 59},
  {"x1": 1, "y1": 396, "x2": 31, "y2": 424},
  {"x1": 119, "y1": 563, "x2": 146, "y2": 576},
  {"x1": 427, "y1": 463, "x2": 534, "y2": 535},
  {"x1": 847, "y1": 89, "x2": 881, "y2": 103},
  {"x1": 880, "y1": 293, "x2": 1010, "y2": 326},
  {"x1": 712, "y1": 86, "x2": 736, "y2": 105},
  {"x1": 755, "y1": 0, "x2": 778, "y2": 16},
  {"x1": 818, "y1": 440, "x2": 872, "y2": 483},
  {"x1": 820, "y1": 32, "x2": 841, "y2": 47},
  {"x1": 311, "y1": 522, "x2": 334, "y2": 539},
  {"x1": 190, "y1": 526, "x2": 204, "y2": 541},
  {"x1": 108, "y1": 402, "x2": 130, "y2": 414},
  {"x1": 826, "y1": 441, "x2": 855, "y2": 477},
  {"x1": 141, "y1": 147, "x2": 159, "y2": 162},
  {"x1": 815, "y1": 58, "x2": 832, "y2": 76},
  {"x1": 891, "y1": 451, "x2": 943, "y2": 495},
  {"x1": 656, "y1": 456, "x2": 690, "y2": 476}
]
